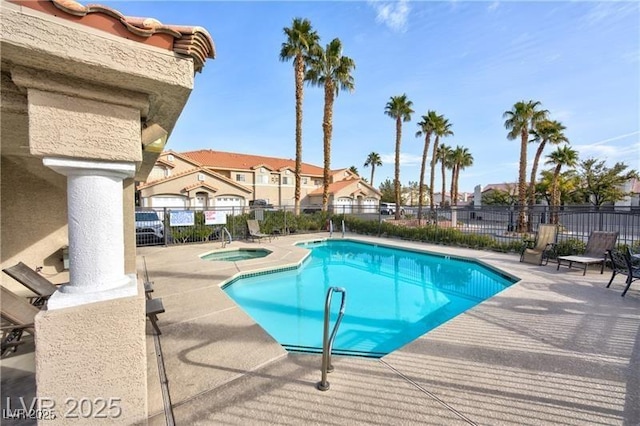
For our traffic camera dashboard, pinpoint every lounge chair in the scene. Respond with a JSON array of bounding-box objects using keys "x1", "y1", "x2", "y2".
[
  {"x1": 556, "y1": 231, "x2": 619, "y2": 275},
  {"x1": 247, "y1": 219, "x2": 271, "y2": 242},
  {"x1": 606, "y1": 249, "x2": 640, "y2": 297},
  {"x1": 1, "y1": 286, "x2": 38, "y2": 355},
  {"x1": 3, "y1": 261, "x2": 153, "y2": 304},
  {"x1": 520, "y1": 224, "x2": 557, "y2": 265},
  {"x1": 2, "y1": 262, "x2": 58, "y2": 306}
]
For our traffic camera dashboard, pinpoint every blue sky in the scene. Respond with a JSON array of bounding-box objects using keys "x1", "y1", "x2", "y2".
[{"x1": 106, "y1": 1, "x2": 638, "y2": 193}]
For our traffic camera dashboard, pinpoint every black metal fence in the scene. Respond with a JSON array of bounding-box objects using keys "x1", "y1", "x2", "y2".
[{"x1": 135, "y1": 204, "x2": 640, "y2": 248}]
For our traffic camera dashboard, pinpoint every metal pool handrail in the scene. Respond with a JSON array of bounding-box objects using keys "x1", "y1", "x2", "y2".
[
  {"x1": 220, "y1": 226, "x2": 232, "y2": 248},
  {"x1": 317, "y1": 286, "x2": 347, "y2": 391}
]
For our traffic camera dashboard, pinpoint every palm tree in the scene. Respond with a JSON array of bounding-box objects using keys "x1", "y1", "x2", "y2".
[
  {"x1": 363, "y1": 152, "x2": 382, "y2": 187},
  {"x1": 280, "y1": 18, "x2": 319, "y2": 215},
  {"x1": 437, "y1": 144, "x2": 453, "y2": 207},
  {"x1": 449, "y1": 146, "x2": 474, "y2": 206},
  {"x1": 429, "y1": 114, "x2": 453, "y2": 210},
  {"x1": 384, "y1": 94, "x2": 414, "y2": 220},
  {"x1": 306, "y1": 38, "x2": 355, "y2": 211},
  {"x1": 348, "y1": 165, "x2": 359, "y2": 175},
  {"x1": 528, "y1": 119, "x2": 568, "y2": 208},
  {"x1": 415, "y1": 110, "x2": 438, "y2": 222},
  {"x1": 503, "y1": 100, "x2": 549, "y2": 231},
  {"x1": 545, "y1": 145, "x2": 579, "y2": 224}
]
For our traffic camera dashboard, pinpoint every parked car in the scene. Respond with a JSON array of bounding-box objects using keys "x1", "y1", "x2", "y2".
[
  {"x1": 249, "y1": 199, "x2": 275, "y2": 210},
  {"x1": 135, "y1": 210, "x2": 164, "y2": 243},
  {"x1": 380, "y1": 203, "x2": 405, "y2": 216}
]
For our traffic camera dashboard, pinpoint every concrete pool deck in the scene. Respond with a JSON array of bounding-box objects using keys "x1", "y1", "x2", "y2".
[{"x1": 2, "y1": 233, "x2": 639, "y2": 424}]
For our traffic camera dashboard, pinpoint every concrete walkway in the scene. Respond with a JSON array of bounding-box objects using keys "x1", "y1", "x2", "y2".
[
  {"x1": 1, "y1": 233, "x2": 638, "y2": 425},
  {"x1": 139, "y1": 234, "x2": 640, "y2": 425}
]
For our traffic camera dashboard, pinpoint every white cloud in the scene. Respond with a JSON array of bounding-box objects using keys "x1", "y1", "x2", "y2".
[
  {"x1": 380, "y1": 152, "x2": 423, "y2": 166},
  {"x1": 368, "y1": 0, "x2": 410, "y2": 33},
  {"x1": 487, "y1": 1, "x2": 500, "y2": 12}
]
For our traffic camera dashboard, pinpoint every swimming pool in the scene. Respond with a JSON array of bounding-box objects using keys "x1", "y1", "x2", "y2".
[{"x1": 223, "y1": 240, "x2": 517, "y2": 357}]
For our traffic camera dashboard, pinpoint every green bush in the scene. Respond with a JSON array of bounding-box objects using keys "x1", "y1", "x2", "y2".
[{"x1": 554, "y1": 238, "x2": 586, "y2": 256}]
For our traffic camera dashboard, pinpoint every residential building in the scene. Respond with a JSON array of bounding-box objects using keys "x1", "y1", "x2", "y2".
[{"x1": 138, "y1": 150, "x2": 381, "y2": 209}]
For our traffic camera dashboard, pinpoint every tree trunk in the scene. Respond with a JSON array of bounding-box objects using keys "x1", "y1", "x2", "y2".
[
  {"x1": 370, "y1": 166, "x2": 375, "y2": 188},
  {"x1": 517, "y1": 129, "x2": 528, "y2": 232},
  {"x1": 417, "y1": 133, "x2": 430, "y2": 225},
  {"x1": 450, "y1": 165, "x2": 456, "y2": 207},
  {"x1": 394, "y1": 117, "x2": 402, "y2": 220},
  {"x1": 294, "y1": 54, "x2": 304, "y2": 215},
  {"x1": 441, "y1": 159, "x2": 446, "y2": 207},
  {"x1": 322, "y1": 80, "x2": 334, "y2": 211},
  {"x1": 429, "y1": 136, "x2": 440, "y2": 211},
  {"x1": 551, "y1": 165, "x2": 561, "y2": 224},
  {"x1": 528, "y1": 141, "x2": 546, "y2": 208}
]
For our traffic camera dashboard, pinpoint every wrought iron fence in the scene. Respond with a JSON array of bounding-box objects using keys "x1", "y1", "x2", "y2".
[{"x1": 135, "y1": 204, "x2": 640, "y2": 249}]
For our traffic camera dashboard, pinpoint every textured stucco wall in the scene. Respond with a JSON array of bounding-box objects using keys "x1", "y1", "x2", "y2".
[
  {"x1": 1, "y1": 1, "x2": 193, "y2": 137},
  {"x1": 0, "y1": 155, "x2": 70, "y2": 294},
  {"x1": 28, "y1": 89, "x2": 141, "y2": 162},
  {"x1": 35, "y1": 291, "x2": 148, "y2": 425}
]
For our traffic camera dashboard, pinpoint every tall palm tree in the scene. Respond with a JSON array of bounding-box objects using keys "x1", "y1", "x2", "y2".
[
  {"x1": 503, "y1": 100, "x2": 549, "y2": 232},
  {"x1": 429, "y1": 114, "x2": 453, "y2": 210},
  {"x1": 384, "y1": 94, "x2": 414, "y2": 220},
  {"x1": 363, "y1": 152, "x2": 382, "y2": 187},
  {"x1": 415, "y1": 110, "x2": 438, "y2": 222},
  {"x1": 528, "y1": 119, "x2": 568, "y2": 208},
  {"x1": 280, "y1": 18, "x2": 319, "y2": 215},
  {"x1": 306, "y1": 38, "x2": 355, "y2": 211},
  {"x1": 450, "y1": 146, "x2": 474, "y2": 206},
  {"x1": 437, "y1": 144, "x2": 453, "y2": 207},
  {"x1": 545, "y1": 145, "x2": 579, "y2": 224}
]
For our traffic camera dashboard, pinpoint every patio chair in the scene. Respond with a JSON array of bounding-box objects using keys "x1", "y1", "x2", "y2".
[
  {"x1": 3, "y1": 261, "x2": 153, "y2": 304},
  {"x1": 520, "y1": 224, "x2": 558, "y2": 265},
  {"x1": 606, "y1": 248, "x2": 640, "y2": 297},
  {"x1": 556, "y1": 231, "x2": 619, "y2": 275},
  {"x1": 247, "y1": 219, "x2": 271, "y2": 243},
  {"x1": 2, "y1": 262, "x2": 58, "y2": 306},
  {"x1": 1, "y1": 286, "x2": 38, "y2": 356}
]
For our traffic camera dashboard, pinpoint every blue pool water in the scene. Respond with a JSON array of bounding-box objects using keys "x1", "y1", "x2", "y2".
[{"x1": 223, "y1": 240, "x2": 516, "y2": 357}]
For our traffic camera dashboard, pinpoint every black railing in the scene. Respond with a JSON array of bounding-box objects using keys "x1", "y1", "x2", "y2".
[{"x1": 134, "y1": 204, "x2": 640, "y2": 248}]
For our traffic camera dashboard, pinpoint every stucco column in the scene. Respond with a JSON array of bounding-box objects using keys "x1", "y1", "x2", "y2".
[{"x1": 43, "y1": 157, "x2": 137, "y2": 310}]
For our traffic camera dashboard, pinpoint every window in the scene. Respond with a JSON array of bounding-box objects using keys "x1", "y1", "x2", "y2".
[
  {"x1": 302, "y1": 178, "x2": 309, "y2": 185},
  {"x1": 314, "y1": 179, "x2": 322, "y2": 186},
  {"x1": 197, "y1": 173, "x2": 205, "y2": 182},
  {"x1": 235, "y1": 174, "x2": 246, "y2": 182},
  {"x1": 257, "y1": 175, "x2": 268, "y2": 184},
  {"x1": 167, "y1": 154, "x2": 174, "y2": 162},
  {"x1": 282, "y1": 176, "x2": 291, "y2": 185},
  {"x1": 165, "y1": 169, "x2": 171, "y2": 177}
]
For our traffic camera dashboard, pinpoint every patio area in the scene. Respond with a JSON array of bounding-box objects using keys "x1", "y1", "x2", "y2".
[{"x1": 2, "y1": 233, "x2": 639, "y2": 425}]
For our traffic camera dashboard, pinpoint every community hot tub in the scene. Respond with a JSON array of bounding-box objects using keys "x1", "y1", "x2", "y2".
[{"x1": 201, "y1": 248, "x2": 272, "y2": 262}]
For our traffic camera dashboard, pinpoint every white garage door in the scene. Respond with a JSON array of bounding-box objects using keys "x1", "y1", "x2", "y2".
[
  {"x1": 215, "y1": 196, "x2": 245, "y2": 207},
  {"x1": 150, "y1": 196, "x2": 187, "y2": 208},
  {"x1": 335, "y1": 197, "x2": 353, "y2": 214},
  {"x1": 362, "y1": 198, "x2": 377, "y2": 213}
]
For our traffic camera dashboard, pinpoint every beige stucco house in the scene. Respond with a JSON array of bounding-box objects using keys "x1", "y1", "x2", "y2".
[
  {"x1": 1, "y1": 0, "x2": 213, "y2": 422},
  {"x1": 139, "y1": 150, "x2": 381, "y2": 209}
]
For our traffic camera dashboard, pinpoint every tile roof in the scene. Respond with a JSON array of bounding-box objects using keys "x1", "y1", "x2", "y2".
[
  {"x1": 482, "y1": 183, "x2": 518, "y2": 193},
  {"x1": 309, "y1": 179, "x2": 358, "y2": 196},
  {"x1": 14, "y1": 0, "x2": 215, "y2": 73},
  {"x1": 138, "y1": 166, "x2": 252, "y2": 193},
  {"x1": 182, "y1": 150, "x2": 325, "y2": 176}
]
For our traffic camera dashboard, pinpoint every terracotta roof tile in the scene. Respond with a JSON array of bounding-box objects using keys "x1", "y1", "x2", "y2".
[
  {"x1": 15, "y1": 0, "x2": 215, "y2": 73},
  {"x1": 183, "y1": 182, "x2": 219, "y2": 192},
  {"x1": 182, "y1": 150, "x2": 325, "y2": 176},
  {"x1": 138, "y1": 166, "x2": 252, "y2": 194},
  {"x1": 309, "y1": 179, "x2": 357, "y2": 196}
]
